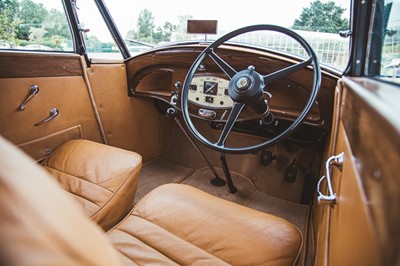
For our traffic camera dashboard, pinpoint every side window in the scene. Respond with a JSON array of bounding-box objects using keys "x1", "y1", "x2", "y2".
[
  {"x1": 0, "y1": 0, "x2": 73, "y2": 52},
  {"x1": 74, "y1": 1, "x2": 122, "y2": 60},
  {"x1": 380, "y1": 0, "x2": 400, "y2": 83}
]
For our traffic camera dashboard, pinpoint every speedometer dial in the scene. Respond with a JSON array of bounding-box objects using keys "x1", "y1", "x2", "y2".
[
  {"x1": 189, "y1": 76, "x2": 233, "y2": 108},
  {"x1": 203, "y1": 81, "x2": 218, "y2": 95}
]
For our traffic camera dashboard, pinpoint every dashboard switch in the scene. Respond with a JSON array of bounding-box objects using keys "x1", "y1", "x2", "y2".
[
  {"x1": 170, "y1": 93, "x2": 179, "y2": 105},
  {"x1": 205, "y1": 96, "x2": 214, "y2": 103},
  {"x1": 199, "y1": 109, "x2": 216, "y2": 120}
]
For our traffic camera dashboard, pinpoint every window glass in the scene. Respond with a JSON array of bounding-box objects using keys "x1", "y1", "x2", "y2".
[
  {"x1": 0, "y1": 0, "x2": 73, "y2": 52},
  {"x1": 380, "y1": 0, "x2": 400, "y2": 83},
  {"x1": 73, "y1": 1, "x2": 122, "y2": 60},
  {"x1": 104, "y1": 0, "x2": 351, "y2": 71}
]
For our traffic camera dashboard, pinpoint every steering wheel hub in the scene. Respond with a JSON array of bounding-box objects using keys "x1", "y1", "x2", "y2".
[
  {"x1": 235, "y1": 76, "x2": 252, "y2": 93},
  {"x1": 229, "y1": 68, "x2": 264, "y2": 105}
]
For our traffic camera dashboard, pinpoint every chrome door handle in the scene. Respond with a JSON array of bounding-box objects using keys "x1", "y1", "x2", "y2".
[
  {"x1": 317, "y1": 152, "x2": 344, "y2": 205},
  {"x1": 35, "y1": 108, "x2": 59, "y2": 126},
  {"x1": 18, "y1": 85, "x2": 39, "y2": 111}
]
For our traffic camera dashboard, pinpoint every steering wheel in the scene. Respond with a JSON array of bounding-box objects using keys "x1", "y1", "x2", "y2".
[{"x1": 181, "y1": 25, "x2": 321, "y2": 154}]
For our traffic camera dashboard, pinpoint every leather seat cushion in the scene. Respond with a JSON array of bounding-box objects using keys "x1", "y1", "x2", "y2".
[
  {"x1": 108, "y1": 183, "x2": 303, "y2": 266},
  {"x1": 42, "y1": 139, "x2": 142, "y2": 231}
]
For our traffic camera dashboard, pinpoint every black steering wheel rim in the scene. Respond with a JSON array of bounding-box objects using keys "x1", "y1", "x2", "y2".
[{"x1": 181, "y1": 24, "x2": 321, "y2": 154}]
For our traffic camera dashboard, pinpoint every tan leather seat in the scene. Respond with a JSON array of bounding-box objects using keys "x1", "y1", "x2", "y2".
[
  {"x1": 42, "y1": 139, "x2": 142, "y2": 231},
  {"x1": 0, "y1": 136, "x2": 302, "y2": 266},
  {"x1": 110, "y1": 184, "x2": 303, "y2": 265}
]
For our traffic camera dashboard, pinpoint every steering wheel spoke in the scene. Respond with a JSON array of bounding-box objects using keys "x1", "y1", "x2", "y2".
[
  {"x1": 263, "y1": 57, "x2": 312, "y2": 84},
  {"x1": 216, "y1": 102, "x2": 245, "y2": 147},
  {"x1": 208, "y1": 49, "x2": 237, "y2": 78}
]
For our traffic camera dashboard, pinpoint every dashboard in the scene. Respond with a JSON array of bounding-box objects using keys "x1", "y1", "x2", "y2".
[{"x1": 126, "y1": 44, "x2": 338, "y2": 130}]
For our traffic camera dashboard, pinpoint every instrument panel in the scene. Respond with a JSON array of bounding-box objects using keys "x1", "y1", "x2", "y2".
[{"x1": 188, "y1": 76, "x2": 233, "y2": 108}]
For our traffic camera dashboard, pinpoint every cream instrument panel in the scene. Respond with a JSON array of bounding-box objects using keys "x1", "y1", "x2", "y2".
[{"x1": 188, "y1": 76, "x2": 233, "y2": 108}]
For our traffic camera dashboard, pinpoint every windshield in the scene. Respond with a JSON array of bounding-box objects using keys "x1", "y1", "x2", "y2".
[
  {"x1": 0, "y1": 0, "x2": 351, "y2": 71},
  {"x1": 102, "y1": 0, "x2": 351, "y2": 71}
]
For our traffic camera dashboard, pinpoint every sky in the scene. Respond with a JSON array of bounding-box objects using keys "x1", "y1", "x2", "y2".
[{"x1": 35, "y1": 0, "x2": 351, "y2": 41}]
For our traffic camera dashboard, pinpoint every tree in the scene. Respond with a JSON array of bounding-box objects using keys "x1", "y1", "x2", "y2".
[
  {"x1": 29, "y1": 27, "x2": 46, "y2": 44},
  {"x1": 0, "y1": 8, "x2": 19, "y2": 46},
  {"x1": 0, "y1": 0, "x2": 19, "y2": 13},
  {"x1": 292, "y1": 0, "x2": 349, "y2": 33},
  {"x1": 153, "y1": 22, "x2": 176, "y2": 43},
  {"x1": 173, "y1": 15, "x2": 193, "y2": 41},
  {"x1": 137, "y1": 9, "x2": 155, "y2": 41},
  {"x1": 126, "y1": 28, "x2": 138, "y2": 40},
  {"x1": 42, "y1": 8, "x2": 71, "y2": 39},
  {"x1": 17, "y1": 0, "x2": 48, "y2": 40},
  {"x1": 126, "y1": 9, "x2": 191, "y2": 44},
  {"x1": 0, "y1": 0, "x2": 20, "y2": 45}
]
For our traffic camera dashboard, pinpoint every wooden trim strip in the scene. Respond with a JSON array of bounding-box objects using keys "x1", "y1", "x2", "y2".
[{"x1": 0, "y1": 51, "x2": 82, "y2": 78}]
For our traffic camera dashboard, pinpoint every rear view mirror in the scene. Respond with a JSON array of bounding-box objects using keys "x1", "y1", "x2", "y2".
[{"x1": 187, "y1": 20, "x2": 218, "y2": 34}]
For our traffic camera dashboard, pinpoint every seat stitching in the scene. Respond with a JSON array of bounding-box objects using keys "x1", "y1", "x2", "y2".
[
  {"x1": 115, "y1": 217, "x2": 227, "y2": 265},
  {"x1": 89, "y1": 163, "x2": 141, "y2": 218},
  {"x1": 43, "y1": 167, "x2": 114, "y2": 193},
  {"x1": 116, "y1": 248, "x2": 141, "y2": 266},
  {"x1": 112, "y1": 228, "x2": 180, "y2": 265},
  {"x1": 65, "y1": 190, "x2": 102, "y2": 208}
]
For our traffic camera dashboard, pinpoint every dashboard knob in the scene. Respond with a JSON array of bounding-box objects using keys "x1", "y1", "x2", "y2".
[
  {"x1": 174, "y1": 81, "x2": 182, "y2": 89},
  {"x1": 166, "y1": 108, "x2": 177, "y2": 118}
]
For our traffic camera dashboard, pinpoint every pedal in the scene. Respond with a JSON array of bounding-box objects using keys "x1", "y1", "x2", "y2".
[
  {"x1": 284, "y1": 165, "x2": 297, "y2": 183},
  {"x1": 260, "y1": 150, "x2": 274, "y2": 166}
]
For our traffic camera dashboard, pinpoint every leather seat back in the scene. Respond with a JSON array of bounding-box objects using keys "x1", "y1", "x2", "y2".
[
  {"x1": 0, "y1": 136, "x2": 123, "y2": 266},
  {"x1": 42, "y1": 139, "x2": 142, "y2": 231}
]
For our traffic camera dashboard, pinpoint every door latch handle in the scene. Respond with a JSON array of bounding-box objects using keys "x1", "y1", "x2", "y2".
[
  {"x1": 18, "y1": 85, "x2": 39, "y2": 111},
  {"x1": 35, "y1": 108, "x2": 59, "y2": 126},
  {"x1": 317, "y1": 152, "x2": 344, "y2": 205}
]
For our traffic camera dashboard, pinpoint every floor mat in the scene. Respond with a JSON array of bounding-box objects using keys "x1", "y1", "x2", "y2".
[
  {"x1": 245, "y1": 190, "x2": 309, "y2": 234},
  {"x1": 135, "y1": 158, "x2": 194, "y2": 204},
  {"x1": 181, "y1": 167, "x2": 256, "y2": 205}
]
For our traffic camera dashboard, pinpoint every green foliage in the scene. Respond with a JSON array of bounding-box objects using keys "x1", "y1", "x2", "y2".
[
  {"x1": 292, "y1": 0, "x2": 349, "y2": 33},
  {"x1": 42, "y1": 9, "x2": 71, "y2": 39},
  {"x1": 126, "y1": 29, "x2": 137, "y2": 40},
  {"x1": 153, "y1": 22, "x2": 177, "y2": 43},
  {"x1": 0, "y1": 0, "x2": 20, "y2": 46},
  {"x1": 137, "y1": 9, "x2": 155, "y2": 39},
  {"x1": 0, "y1": 0, "x2": 19, "y2": 15},
  {"x1": 17, "y1": 0, "x2": 48, "y2": 40},
  {"x1": 28, "y1": 27, "x2": 46, "y2": 43},
  {"x1": 0, "y1": 0, "x2": 72, "y2": 50},
  {"x1": 0, "y1": 9, "x2": 19, "y2": 46},
  {"x1": 127, "y1": 9, "x2": 192, "y2": 45}
]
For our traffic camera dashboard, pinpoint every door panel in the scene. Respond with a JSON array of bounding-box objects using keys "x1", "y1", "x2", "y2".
[
  {"x1": 85, "y1": 63, "x2": 174, "y2": 162},
  {"x1": 328, "y1": 122, "x2": 380, "y2": 265},
  {"x1": 0, "y1": 52, "x2": 103, "y2": 160},
  {"x1": 313, "y1": 77, "x2": 400, "y2": 265}
]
